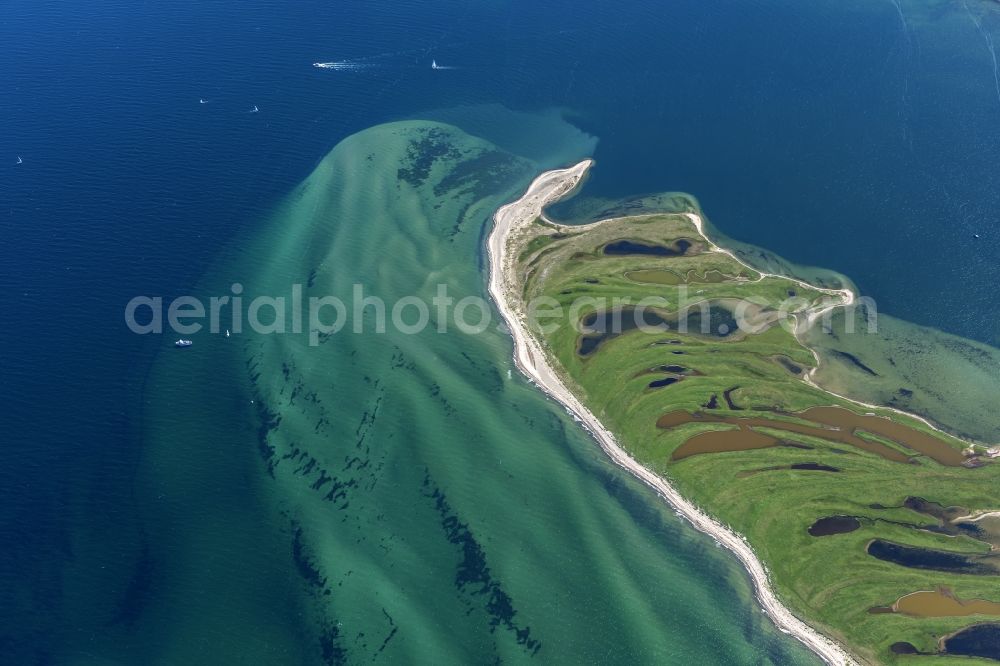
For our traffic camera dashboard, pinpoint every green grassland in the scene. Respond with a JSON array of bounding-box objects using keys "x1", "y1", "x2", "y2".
[{"x1": 514, "y1": 212, "x2": 1000, "y2": 665}]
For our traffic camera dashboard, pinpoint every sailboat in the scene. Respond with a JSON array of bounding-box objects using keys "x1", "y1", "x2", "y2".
[
  {"x1": 250, "y1": 105, "x2": 259, "y2": 113},
  {"x1": 431, "y1": 60, "x2": 439, "y2": 70},
  {"x1": 16, "y1": 156, "x2": 22, "y2": 165}
]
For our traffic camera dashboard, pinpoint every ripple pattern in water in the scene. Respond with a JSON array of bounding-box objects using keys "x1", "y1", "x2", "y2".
[{"x1": 124, "y1": 119, "x2": 820, "y2": 664}]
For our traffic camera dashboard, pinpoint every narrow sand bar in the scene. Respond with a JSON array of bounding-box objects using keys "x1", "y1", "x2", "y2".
[{"x1": 487, "y1": 160, "x2": 858, "y2": 666}]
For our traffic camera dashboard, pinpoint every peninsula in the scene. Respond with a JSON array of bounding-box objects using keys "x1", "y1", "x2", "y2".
[{"x1": 488, "y1": 161, "x2": 1000, "y2": 664}]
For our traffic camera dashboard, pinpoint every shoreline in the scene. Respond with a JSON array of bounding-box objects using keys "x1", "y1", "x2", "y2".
[
  {"x1": 487, "y1": 160, "x2": 858, "y2": 666},
  {"x1": 535, "y1": 201, "x2": 986, "y2": 448}
]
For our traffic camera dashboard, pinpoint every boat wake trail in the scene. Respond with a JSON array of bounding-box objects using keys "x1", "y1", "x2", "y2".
[
  {"x1": 962, "y1": 0, "x2": 1000, "y2": 109},
  {"x1": 985, "y1": 31, "x2": 1000, "y2": 108},
  {"x1": 312, "y1": 61, "x2": 378, "y2": 71},
  {"x1": 312, "y1": 43, "x2": 439, "y2": 72},
  {"x1": 314, "y1": 58, "x2": 459, "y2": 72},
  {"x1": 311, "y1": 22, "x2": 638, "y2": 75},
  {"x1": 883, "y1": 0, "x2": 915, "y2": 147},
  {"x1": 889, "y1": 0, "x2": 909, "y2": 37}
]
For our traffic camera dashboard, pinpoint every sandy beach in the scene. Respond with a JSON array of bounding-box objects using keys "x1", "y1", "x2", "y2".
[{"x1": 487, "y1": 160, "x2": 859, "y2": 666}]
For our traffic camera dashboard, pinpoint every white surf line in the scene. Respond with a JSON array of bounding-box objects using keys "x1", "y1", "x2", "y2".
[{"x1": 487, "y1": 160, "x2": 857, "y2": 666}]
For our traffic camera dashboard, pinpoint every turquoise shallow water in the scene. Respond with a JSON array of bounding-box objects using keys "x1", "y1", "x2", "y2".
[
  {"x1": 97, "y1": 120, "x2": 819, "y2": 664},
  {"x1": 5, "y1": 0, "x2": 1000, "y2": 661}
]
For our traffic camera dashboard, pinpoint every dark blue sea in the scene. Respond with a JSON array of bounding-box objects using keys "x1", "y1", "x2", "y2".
[{"x1": 3, "y1": 0, "x2": 999, "y2": 662}]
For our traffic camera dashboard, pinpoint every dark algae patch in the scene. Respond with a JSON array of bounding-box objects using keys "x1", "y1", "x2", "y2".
[
  {"x1": 319, "y1": 623, "x2": 348, "y2": 666},
  {"x1": 290, "y1": 525, "x2": 347, "y2": 664},
  {"x1": 292, "y1": 526, "x2": 327, "y2": 589},
  {"x1": 109, "y1": 538, "x2": 154, "y2": 628},
  {"x1": 396, "y1": 127, "x2": 462, "y2": 188},
  {"x1": 830, "y1": 350, "x2": 879, "y2": 376},
  {"x1": 422, "y1": 473, "x2": 541, "y2": 656},
  {"x1": 433, "y1": 149, "x2": 523, "y2": 200}
]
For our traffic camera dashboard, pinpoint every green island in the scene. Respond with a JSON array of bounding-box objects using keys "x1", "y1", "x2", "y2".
[{"x1": 503, "y1": 173, "x2": 1000, "y2": 664}]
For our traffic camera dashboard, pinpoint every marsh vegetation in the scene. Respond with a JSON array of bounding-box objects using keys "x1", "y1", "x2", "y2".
[{"x1": 511, "y1": 208, "x2": 1000, "y2": 663}]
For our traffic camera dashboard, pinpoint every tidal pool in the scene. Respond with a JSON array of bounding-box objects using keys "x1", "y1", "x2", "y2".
[
  {"x1": 577, "y1": 305, "x2": 737, "y2": 356},
  {"x1": 658, "y1": 406, "x2": 966, "y2": 465},
  {"x1": 737, "y1": 462, "x2": 841, "y2": 478},
  {"x1": 866, "y1": 539, "x2": 997, "y2": 575},
  {"x1": 808, "y1": 516, "x2": 861, "y2": 537},
  {"x1": 900, "y1": 497, "x2": 1000, "y2": 548},
  {"x1": 943, "y1": 624, "x2": 1000, "y2": 660},
  {"x1": 603, "y1": 239, "x2": 692, "y2": 256},
  {"x1": 798, "y1": 407, "x2": 966, "y2": 467},
  {"x1": 894, "y1": 591, "x2": 1000, "y2": 618}
]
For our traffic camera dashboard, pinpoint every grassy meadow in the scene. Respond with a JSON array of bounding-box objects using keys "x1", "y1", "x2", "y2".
[{"x1": 513, "y1": 211, "x2": 1000, "y2": 664}]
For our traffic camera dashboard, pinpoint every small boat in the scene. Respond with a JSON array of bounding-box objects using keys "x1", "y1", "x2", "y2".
[
  {"x1": 431, "y1": 59, "x2": 439, "y2": 70},
  {"x1": 16, "y1": 156, "x2": 22, "y2": 165},
  {"x1": 250, "y1": 105, "x2": 259, "y2": 113},
  {"x1": 174, "y1": 339, "x2": 193, "y2": 348}
]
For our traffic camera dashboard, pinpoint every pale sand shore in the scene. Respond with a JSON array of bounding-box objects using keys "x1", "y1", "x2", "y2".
[{"x1": 487, "y1": 160, "x2": 858, "y2": 666}]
